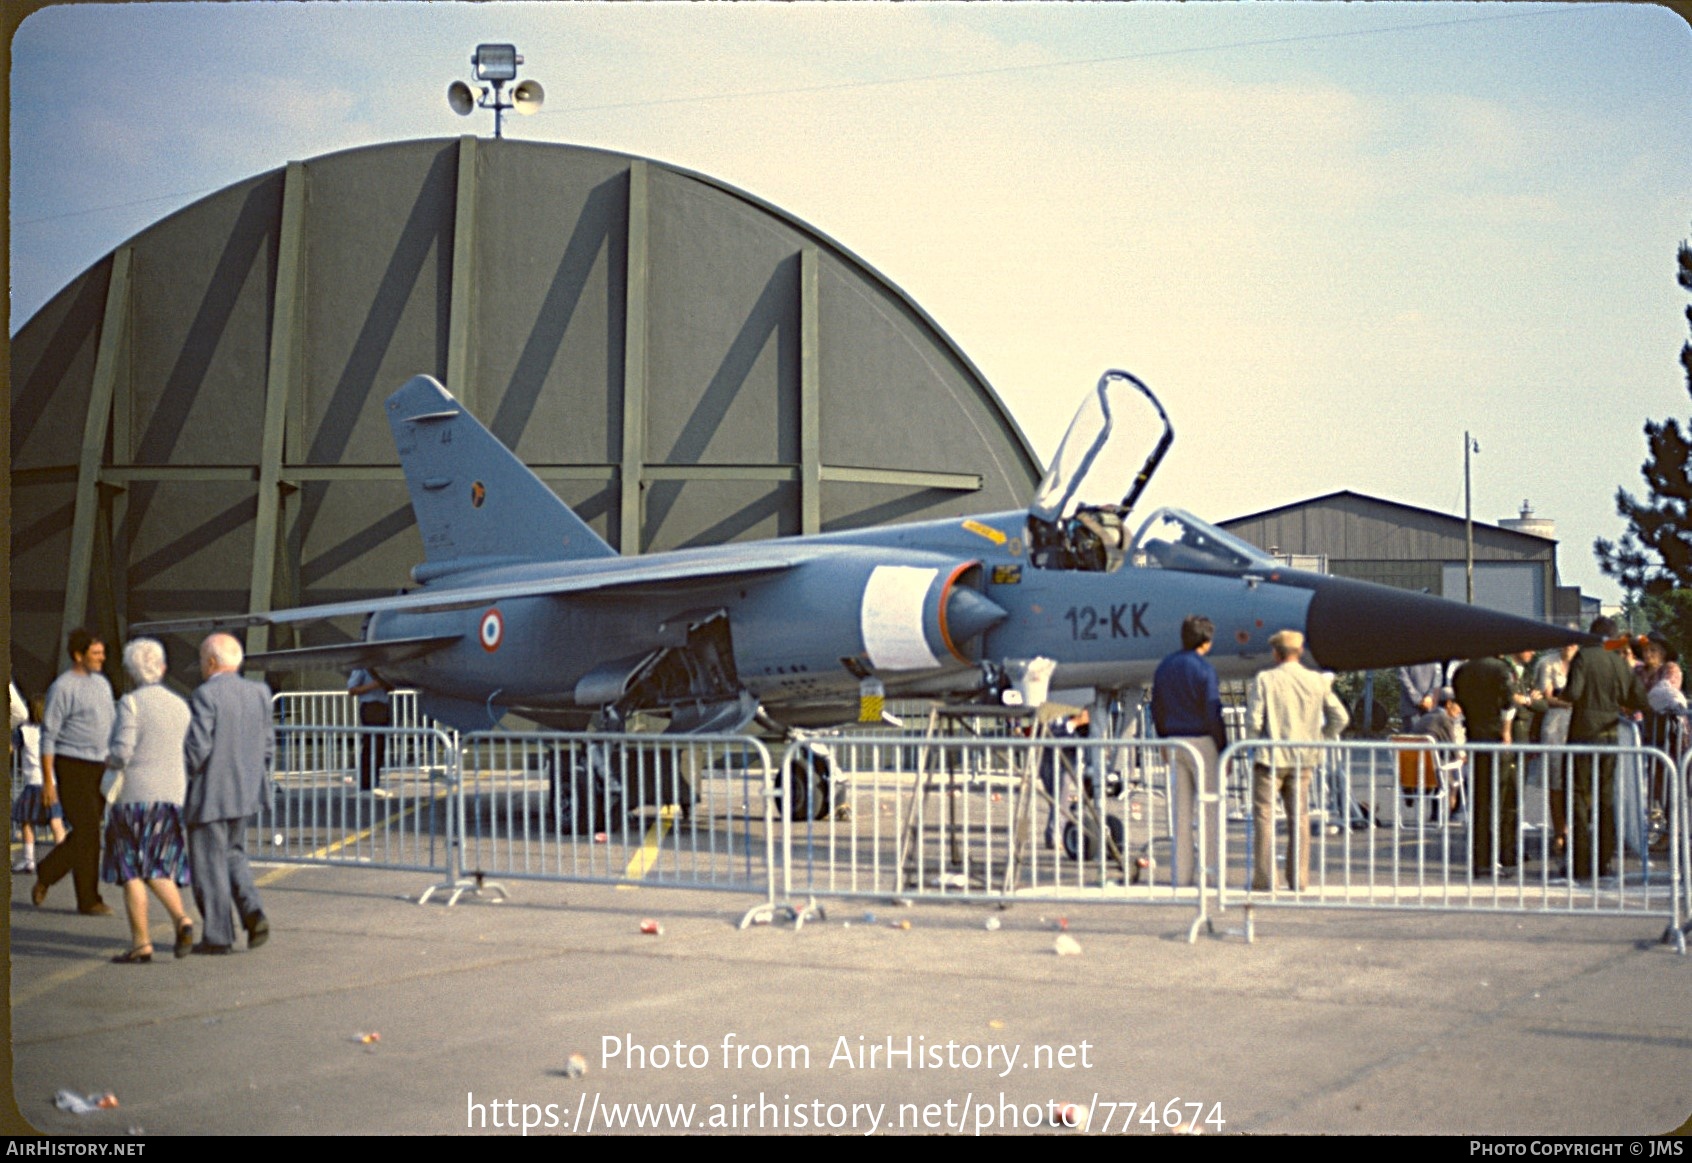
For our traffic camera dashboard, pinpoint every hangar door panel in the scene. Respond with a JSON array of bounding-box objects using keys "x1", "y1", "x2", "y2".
[
  {"x1": 301, "y1": 141, "x2": 458, "y2": 470},
  {"x1": 643, "y1": 480, "x2": 799, "y2": 553},
  {"x1": 294, "y1": 480, "x2": 422, "y2": 607},
  {"x1": 127, "y1": 175, "x2": 281, "y2": 467},
  {"x1": 1439, "y1": 562, "x2": 1544, "y2": 620},
  {"x1": 821, "y1": 481, "x2": 990, "y2": 536},
  {"x1": 645, "y1": 169, "x2": 799, "y2": 469},
  {"x1": 816, "y1": 256, "x2": 1026, "y2": 502},
  {"x1": 121, "y1": 481, "x2": 262, "y2": 689},
  {"x1": 10, "y1": 266, "x2": 108, "y2": 470},
  {"x1": 9, "y1": 482, "x2": 77, "y2": 695},
  {"x1": 473, "y1": 144, "x2": 628, "y2": 465}
]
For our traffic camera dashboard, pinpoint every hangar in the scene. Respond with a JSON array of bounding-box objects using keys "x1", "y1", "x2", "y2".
[
  {"x1": 1217, "y1": 490, "x2": 1586, "y2": 628},
  {"x1": 9, "y1": 137, "x2": 1042, "y2": 696}
]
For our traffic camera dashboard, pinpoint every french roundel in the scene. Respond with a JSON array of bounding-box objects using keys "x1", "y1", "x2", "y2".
[{"x1": 479, "y1": 608, "x2": 504, "y2": 652}]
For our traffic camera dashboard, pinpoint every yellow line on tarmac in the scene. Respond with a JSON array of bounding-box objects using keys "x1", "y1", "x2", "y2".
[
  {"x1": 620, "y1": 806, "x2": 677, "y2": 880},
  {"x1": 13, "y1": 958, "x2": 112, "y2": 1008},
  {"x1": 258, "y1": 788, "x2": 447, "y2": 886},
  {"x1": 10, "y1": 905, "x2": 194, "y2": 1009},
  {"x1": 12, "y1": 791, "x2": 447, "y2": 1004}
]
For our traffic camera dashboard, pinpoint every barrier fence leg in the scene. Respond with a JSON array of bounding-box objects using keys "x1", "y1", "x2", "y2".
[
  {"x1": 739, "y1": 744, "x2": 823, "y2": 929},
  {"x1": 1186, "y1": 769, "x2": 1216, "y2": 944},
  {"x1": 1666, "y1": 755, "x2": 1689, "y2": 954},
  {"x1": 418, "y1": 745, "x2": 508, "y2": 907}
]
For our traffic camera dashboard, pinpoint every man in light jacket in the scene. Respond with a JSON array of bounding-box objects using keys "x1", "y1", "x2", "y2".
[
  {"x1": 183, "y1": 633, "x2": 275, "y2": 954},
  {"x1": 1248, "y1": 630, "x2": 1347, "y2": 892}
]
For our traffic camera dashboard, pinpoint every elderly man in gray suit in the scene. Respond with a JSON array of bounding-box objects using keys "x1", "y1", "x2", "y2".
[{"x1": 184, "y1": 633, "x2": 275, "y2": 954}]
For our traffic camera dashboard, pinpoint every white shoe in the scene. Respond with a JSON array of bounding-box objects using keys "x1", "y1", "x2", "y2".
[
  {"x1": 370, "y1": 788, "x2": 396, "y2": 800},
  {"x1": 11, "y1": 859, "x2": 35, "y2": 874}
]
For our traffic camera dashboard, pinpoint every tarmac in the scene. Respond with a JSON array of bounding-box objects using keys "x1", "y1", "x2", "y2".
[{"x1": 6, "y1": 853, "x2": 1690, "y2": 1137}]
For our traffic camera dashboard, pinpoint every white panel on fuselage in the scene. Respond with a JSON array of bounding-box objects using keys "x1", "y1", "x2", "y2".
[{"x1": 861, "y1": 565, "x2": 940, "y2": 670}]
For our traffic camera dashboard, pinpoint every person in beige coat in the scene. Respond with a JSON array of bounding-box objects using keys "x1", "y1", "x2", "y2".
[{"x1": 1247, "y1": 630, "x2": 1347, "y2": 891}]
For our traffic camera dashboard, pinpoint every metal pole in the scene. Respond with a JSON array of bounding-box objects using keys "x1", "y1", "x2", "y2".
[{"x1": 1464, "y1": 431, "x2": 1475, "y2": 604}]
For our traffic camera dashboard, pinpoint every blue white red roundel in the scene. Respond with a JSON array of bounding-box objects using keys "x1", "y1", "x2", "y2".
[{"x1": 479, "y1": 609, "x2": 504, "y2": 652}]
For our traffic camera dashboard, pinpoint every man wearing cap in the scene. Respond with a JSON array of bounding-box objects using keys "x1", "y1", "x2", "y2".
[
  {"x1": 1247, "y1": 629, "x2": 1346, "y2": 892},
  {"x1": 1151, "y1": 614, "x2": 1228, "y2": 889}
]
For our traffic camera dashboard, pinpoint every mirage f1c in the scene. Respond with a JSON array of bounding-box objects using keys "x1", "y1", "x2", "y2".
[{"x1": 136, "y1": 370, "x2": 1590, "y2": 733}]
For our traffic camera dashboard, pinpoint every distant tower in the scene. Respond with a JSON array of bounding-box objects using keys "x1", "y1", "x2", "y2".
[{"x1": 1499, "y1": 500, "x2": 1556, "y2": 540}]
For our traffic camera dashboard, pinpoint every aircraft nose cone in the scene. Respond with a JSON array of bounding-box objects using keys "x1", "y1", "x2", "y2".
[
  {"x1": 943, "y1": 587, "x2": 1008, "y2": 649},
  {"x1": 1299, "y1": 573, "x2": 1592, "y2": 672}
]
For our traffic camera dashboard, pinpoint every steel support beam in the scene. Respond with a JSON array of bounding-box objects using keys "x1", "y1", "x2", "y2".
[
  {"x1": 101, "y1": 466, "x2": 258, "y2": 483},
  {"x1": 819, "y1": 466, "x2": 982, "y2": 492},
  {"x1": 247, "y1": 160, "x2": 307, "y2": 657},
  {"x1": 447, "y1": 136, "x2": 479, "y2": 414},
  {"x1": 620, "y1": 160, "x2": 650, "y2": 555},
  {"x1": 800, "y1": 246, "x2": 822, "y2": 535},
  {"x1": 108, "y1": 295, "x2": 133, "y2": 641},
  {"x1": 59, "y1": 247, "x2": 131, "y2": 661},
  {"x1": 33, "y1": 462, "x2": 980, "y2": 492},
  {"x1": 644, "y1": 465, "x2": 797, "y2": 483}
]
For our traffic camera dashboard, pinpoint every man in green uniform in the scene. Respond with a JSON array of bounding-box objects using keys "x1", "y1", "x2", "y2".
[
  {"x1": 1452, "y1": 653, "x2": 1523, "y2": 876},
  {"x1": 1563, "y1": 617, "x2": 1648, "y2": 880}
]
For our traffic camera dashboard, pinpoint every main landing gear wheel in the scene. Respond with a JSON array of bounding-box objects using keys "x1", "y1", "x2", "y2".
[
  {"x1": 552, "y1": 753, "x2": 623, "y2": 834},
  {"x1": 780, "y1": 747, "x2": 836, "y2": 821},
  {"x1": 1062, "y1": 813, "x2": 1125, "y2": 862}
]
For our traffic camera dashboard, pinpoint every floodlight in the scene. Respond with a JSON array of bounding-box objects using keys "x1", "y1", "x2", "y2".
[
  {"x1": 449, "y1": 43, "x2": 541, "y2": 139},
  {"x1": 473, "y1": 43, "x2": 520, "y2": 83}
]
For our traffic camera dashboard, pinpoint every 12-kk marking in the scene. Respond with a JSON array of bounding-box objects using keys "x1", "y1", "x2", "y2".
[{"x1": 1064, "y1": 604, "x2": 1149, "y2": 640}]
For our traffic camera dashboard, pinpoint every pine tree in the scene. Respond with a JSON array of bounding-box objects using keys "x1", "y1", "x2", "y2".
[{"x1": 1595, "y1": 231, "x2": 1692, "y2": 596}]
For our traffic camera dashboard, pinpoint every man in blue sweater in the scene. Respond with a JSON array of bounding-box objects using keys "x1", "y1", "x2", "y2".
[
  {"x1": 1152, "y1": 615, "x2": 1229, "y2": 890},
  {"x1": 33, "y1": 628, "x2": 116, "y2": 915}
]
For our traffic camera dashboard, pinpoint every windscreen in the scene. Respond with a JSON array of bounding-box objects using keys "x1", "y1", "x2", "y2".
[{"x1": 1127, "y1": 508, "x2": 1279, "y2": 573}]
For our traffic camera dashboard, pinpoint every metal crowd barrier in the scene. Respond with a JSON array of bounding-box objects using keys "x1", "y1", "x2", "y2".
[
  {"x1": 257, "y1": 725, "x2": 459, "y2": 876},
  {"x1": 452, "y1": 732, "x2": 778, "y2": 920},
  {"x1": 774, "y1": 734, "x2": 1215, "y2": 939},
  {"x1": 246, "y1": 704, "x2": 1691, "y2": 952},
  {"x1": 271, "y1": 689, "x2": 441, "y2": 779},
  {"x1": 1213, "y1": 736, "x2": 1689, "y2": 952},
  {"x1": 272, "y1": 688, "x2": 431, "y2": 729}
]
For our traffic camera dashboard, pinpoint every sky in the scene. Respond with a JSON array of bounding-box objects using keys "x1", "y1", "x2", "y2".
[{"x1": 9, "y1": 1, "x2": 1692, "y2": 605}]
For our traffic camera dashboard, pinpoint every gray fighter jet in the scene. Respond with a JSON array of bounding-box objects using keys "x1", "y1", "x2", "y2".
[{"x1": 136, "y1": 370, "x2": 1587, "y2": 733}]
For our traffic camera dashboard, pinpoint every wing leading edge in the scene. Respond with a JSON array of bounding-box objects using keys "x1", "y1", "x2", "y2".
[
  {"x1": 244, "y1": 635, "x2": 463, "y2": 674},
  {"x1": 130, "y1": 553, "x2": 808, "y2": 639}
]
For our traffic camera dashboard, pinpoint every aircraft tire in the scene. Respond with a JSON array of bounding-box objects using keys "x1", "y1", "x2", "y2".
[
  {"x1": 554, "y1": 753, "x2": 623, "y2": 835},
  {"x1": 782, "y1": 748, "x2": 835, "y2": 822},
  {"x1": 1062, "y1": 812, "x2": 1125, "y2": 862}
]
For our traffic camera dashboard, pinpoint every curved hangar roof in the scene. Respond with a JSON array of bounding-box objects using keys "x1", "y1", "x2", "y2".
[{"x1": 9, "y1": 136, "x2": 1041, "y2": 693}]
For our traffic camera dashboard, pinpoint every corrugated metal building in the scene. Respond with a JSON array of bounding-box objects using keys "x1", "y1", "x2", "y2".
[{"x1": 1218, "y1": 490, "x2": 1584, "y2": 626}]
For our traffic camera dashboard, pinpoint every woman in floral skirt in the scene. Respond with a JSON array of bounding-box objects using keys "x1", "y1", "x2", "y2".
[{"x1": 102, "y1": 639, "x2": 195, "y2": 963}]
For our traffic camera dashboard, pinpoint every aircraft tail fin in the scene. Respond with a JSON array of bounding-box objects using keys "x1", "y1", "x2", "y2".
[{"x1": 386, "y1": 375, "x2": 617, "y2": 566}]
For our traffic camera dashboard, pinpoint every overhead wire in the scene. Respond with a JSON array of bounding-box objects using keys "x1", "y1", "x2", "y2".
[
  {"x1": 15, "y1": 185, "x2": 225, "y2": 228},
  {"x1": 539, "y1": 4, "x2": 1603, "y2": 118},
  {"x1": 12, "y1": 3, "x2": 1603, "y2": 233}
]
